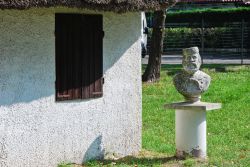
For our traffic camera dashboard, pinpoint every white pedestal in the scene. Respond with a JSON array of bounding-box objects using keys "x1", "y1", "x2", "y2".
[
  {"x1": 164, "y1": 101, "x2": 221, "y2": 159},
  {"x1": 176, "y1": 109, "x2": 206, "y2": 158}
]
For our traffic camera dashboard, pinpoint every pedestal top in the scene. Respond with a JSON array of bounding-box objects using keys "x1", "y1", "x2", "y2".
[{"x1": 164, "y1": 101, "x2": 221, "y2": 111}]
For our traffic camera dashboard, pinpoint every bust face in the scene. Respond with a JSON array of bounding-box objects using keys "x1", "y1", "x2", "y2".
[{"x1": 182, "y1": 47, "x2": 201, "y2": 74}]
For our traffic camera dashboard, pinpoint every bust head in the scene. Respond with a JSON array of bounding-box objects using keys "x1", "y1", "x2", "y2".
[{"x1": 182, "y1": 47, "x2": 201, "y2": 74}]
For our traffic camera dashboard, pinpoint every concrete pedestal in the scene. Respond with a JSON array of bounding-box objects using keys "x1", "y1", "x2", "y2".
[{"x1": 164, "y1": 102, "x2": 221, "y2": 159}]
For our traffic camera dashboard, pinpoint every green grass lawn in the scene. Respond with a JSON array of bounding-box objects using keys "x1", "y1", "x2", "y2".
[
  {"x1": 60, "y1": 65, "x2": 250, "y2": 167},
  {"x1": 142, "y1": 64, "x2": 250, "y2": 166}
]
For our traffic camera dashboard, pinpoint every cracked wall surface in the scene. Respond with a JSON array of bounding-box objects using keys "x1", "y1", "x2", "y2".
[{"x1": 0, "y1": 8, "x2": 142, "y2": 167}]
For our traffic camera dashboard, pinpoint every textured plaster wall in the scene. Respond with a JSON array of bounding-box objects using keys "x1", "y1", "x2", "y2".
[{"x1": 0, "y1": 8, "x2": 142, "y2": 167}]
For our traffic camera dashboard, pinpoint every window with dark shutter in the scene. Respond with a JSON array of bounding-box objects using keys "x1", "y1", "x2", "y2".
[{"x1": 55, "y1": 14, "x2": 104, "y2": 101}]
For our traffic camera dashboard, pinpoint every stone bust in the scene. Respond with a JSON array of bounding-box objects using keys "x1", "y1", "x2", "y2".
[{"x1": 173, "y1": 47, "x2": 211, "y2": 102}]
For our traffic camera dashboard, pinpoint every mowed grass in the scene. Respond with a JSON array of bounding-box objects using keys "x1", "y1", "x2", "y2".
[
  {"x1": 142, "y1": 64, "x2": 250, "y2": 166},
  {"x1": 60, "y1": 65, "x2": 250, "y2": 167}
]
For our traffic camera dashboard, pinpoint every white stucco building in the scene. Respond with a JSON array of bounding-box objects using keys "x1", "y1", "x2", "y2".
[{"x1": 0, "y1": 1, "x2": 174, "y2": 166}]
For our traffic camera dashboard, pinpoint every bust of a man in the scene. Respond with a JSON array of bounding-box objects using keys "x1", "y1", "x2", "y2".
[{"x1": 173, "y1": 47, "x2": 211, "y2": 102}]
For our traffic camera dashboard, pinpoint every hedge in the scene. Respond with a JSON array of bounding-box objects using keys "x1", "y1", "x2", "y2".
[
  {"x1": 167, "y1": 7, "x2": 250, "y2": 22},
  {"x1": 146, "y1": 7, "x2": 250, "y2": 25},
  {"x1": 147, "y1": 26, "x2": 249, "y2": 49}
]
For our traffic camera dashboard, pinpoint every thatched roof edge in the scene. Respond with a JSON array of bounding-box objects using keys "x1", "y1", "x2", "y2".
[{"x1": 0, "y1": 0, "x2": 176, "y2": 12}]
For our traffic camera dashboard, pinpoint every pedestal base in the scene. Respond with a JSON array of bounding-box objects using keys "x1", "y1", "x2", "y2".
[
  {"x1": 176, "y1": 109, "x2": 206, "y2": 158},
  {"x1": 164, "y1": 101, "x2": 221, "y2": 159}
]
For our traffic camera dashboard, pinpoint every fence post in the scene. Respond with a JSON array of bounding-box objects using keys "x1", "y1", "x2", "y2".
[
  {"x1": 201, "y1": 16, "x2": 204, "y2": 64},
  {"x1": 241, "y1": 19, "x2": 244, "y2": 65}
]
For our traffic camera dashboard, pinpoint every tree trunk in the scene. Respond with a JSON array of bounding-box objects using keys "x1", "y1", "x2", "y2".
[{"x1": 142, "y1": 10, "x2": 166, "y2": 83}]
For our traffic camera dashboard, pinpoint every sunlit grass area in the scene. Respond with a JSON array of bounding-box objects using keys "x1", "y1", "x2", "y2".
[
  {"x1": 142, "y1": 64, "x2": 250, "y2": 166},
  {"x1": 60, "y1": 65, "x2": 250, "y2": 167}
]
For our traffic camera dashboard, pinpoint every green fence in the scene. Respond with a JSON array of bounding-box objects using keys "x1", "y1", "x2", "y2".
[{"x1": 147, "y1": 20, "x2": 250, "y2": 64}]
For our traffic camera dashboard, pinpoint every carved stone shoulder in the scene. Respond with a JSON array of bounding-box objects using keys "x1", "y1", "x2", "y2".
[
  {"x1": 173, "y1": 70, "x2": 211, "y2": 102},
  {"x1": 194, "y1": 71, "x2": 211, "y2": 92},
  {"x1": 173, "y1": 72, "x2": 186, "y2": 92}
]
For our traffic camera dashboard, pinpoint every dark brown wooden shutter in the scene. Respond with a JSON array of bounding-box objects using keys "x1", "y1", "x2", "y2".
[{"x1": 55, "y1": 14, "x2": 103, "y2": 101}]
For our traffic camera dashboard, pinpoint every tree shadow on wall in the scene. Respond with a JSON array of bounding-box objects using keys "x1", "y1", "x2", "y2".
[{"x1": 82, "y1": 135, "x2": 105, "y2": 163}]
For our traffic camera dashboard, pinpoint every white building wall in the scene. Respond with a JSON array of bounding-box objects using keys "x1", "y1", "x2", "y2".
[{"x1": 0, "y1": 8, "x2": 142, "y2": 167}]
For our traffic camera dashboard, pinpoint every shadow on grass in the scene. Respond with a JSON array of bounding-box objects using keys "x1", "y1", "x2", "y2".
[
  {"x1": 152, "y1": 64, "x2": 250, "y2": 76},
  {"x1": 86, "y1": 155, "x2": 183, "y2": 166}
]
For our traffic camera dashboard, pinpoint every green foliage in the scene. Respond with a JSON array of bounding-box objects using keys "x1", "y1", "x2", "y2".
[
  {"x1": 164, "y1": 28, "x2": 198, "y2": 46},
  {"x1": 148, "y1": 26, "x2": 243, "y2": 49},
  {"x1": 166, "y1": 7, "x2": 250, "y2": 23},
  {"x1": 58, "y1": 162, "x2": 73, "y2": 167},
  {"x1": 169, "y1": 7, "x2": 250, "y2": 15}
]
